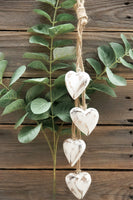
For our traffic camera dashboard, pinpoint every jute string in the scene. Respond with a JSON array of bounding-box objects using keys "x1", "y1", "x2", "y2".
[{"x1": 71, "y1": 0, "x2": 88, "y2": 173}]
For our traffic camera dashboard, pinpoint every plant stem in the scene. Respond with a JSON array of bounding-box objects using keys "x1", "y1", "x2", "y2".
[
  {"x1": 49, "y1": 0, "x2": 60, "y2": 199},
  {"x1": 89, "y1": 50, "x2": 131, "y2": 86},
  {"x1": 0, "y1": 82, "x2": 9, "y2": 90}
]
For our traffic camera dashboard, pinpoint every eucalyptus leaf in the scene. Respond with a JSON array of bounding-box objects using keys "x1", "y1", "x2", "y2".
[
  {"x1": 45, "y1": 87, "x2": 67, "y2": 102},
  {"x1": 34, "y1": 9, "x2": 52, "y2": 22},
  {"x1": 52, "y1": 63, "x2": 72, "y2": 72},
  {"x1": 53, "y1": 102, "x2": 72, "y2": 122},
  {"x1": 121, "y1": 34, "x2": 131, "y2": 53},
  {"x1": 23, "y1": 52, "x2": 49, "y2": 62},
  {"x1": 28, "y1": 24, "x2": 51, "y2": 35},
  {"x1": 27, "y1": 61, "x2": 48, "y2": 71},
  {"x1": 15, "y1": 113, "x2": 28, "y2": 129},
  {"x1": 18, "y1": 124, "x2": 42, "y2": 144},
  {"x1": 129, "y1": 49, "x2": 133, "y2": 59},
  {"x1": 53, "y1": 46, "x2": 76, "y2": 61},
  {"x1": 2, "y1": 99, "x2": 25, "y2": 115},
  {"x1": 0, "y1": 60, "x2": 8, "y2": 81},
  {"x1": 29, "y1": 36, "x2": 49, "y2": 47},
  {"x1": 86, "y1": 58, "x2": 102, "y2": 75},
  {"x1": 120, "y1": 57, "x2": 133, "y2": 69},
  {"x1": 54, "y1": 74, "x2": 65, "y2": 88},
  {"x1": 98, "y1": 45, "x2": 116, "y2": 68},
  {"x1": 31, "y1": 98, "x2": 51, "y2": 114},
  {"x1": 26, "y1": 103, "x2": 49, "y2": 120},
  {"x1": 89, "y1": 83, "x2": 117, "y2": 97},
  {"x1": 110, "y1": 42, "x2": 125, "y2": 59},
  {"x1": 56, "y1": 13, "x2": 76, "y2": 22},
  {"x1": 26, "y1": 84, "x2": 45, "y2": 102},
  {"x1": 53, "y1": 39, "x2": 73, "y2": 48},
  {"x1": 49, "y1": 23, "x2": 75, "y2": 37},
  {"x1": 106, "y1": 67, "x2": 127, "y2": 86},
  {"x1": 36, "y1": 0, "x2": 56, "y2": 7},
  {"x1": 0, "y1": 89, "x2": 7, "y2": 96},
  {"x1": 24, "y1": 78, "x2": 49, "y2": 84},
  {"x1": 60, "y1": 128, "x2": 71, "y2": 135},
  {"x1": 9, "y1": 65, "x2": 26, "y2": 86},
  {"x1": 0, "y1": 89, "x2": 17, "y2": 107},
  {"x1": 60, "y1": 0, "x2": 76, "y2": 8},
  {"x1": 0, "y1": 52, "x2": 4, "y2": 61}
]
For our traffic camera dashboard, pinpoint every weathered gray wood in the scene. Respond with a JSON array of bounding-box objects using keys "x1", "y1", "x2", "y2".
[
  {"x1": 0, "y1": 0, "x2": 133, "y2": 31},
  {"x1": 1, "y1": 32, "x2": 133, "y2": 78},
  {"x1": 0, "y1": 170, "x2": 133, "y2": 200},
  {"x1": 0, "y1": 125, "x2": 133, "y2": 169}
]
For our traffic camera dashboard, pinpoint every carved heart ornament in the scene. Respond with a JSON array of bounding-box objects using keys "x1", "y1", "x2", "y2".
[
  {"x1": 70, "y1": 107, "x2": 99, "y2": 136},
  {"x1": 65, "y1": 171, "x2": 91, "y2": 199},
  {"x1": 63, "y1": 138, "x2": 86, "y2": 167},
  {"x1": 65, "y1": 71, "x2": 91, "y2": 100}
]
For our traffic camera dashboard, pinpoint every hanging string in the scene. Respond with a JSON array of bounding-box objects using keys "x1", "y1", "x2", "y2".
[{"x1": 74, "y1": 0, "x2": 88, "y2": 173}]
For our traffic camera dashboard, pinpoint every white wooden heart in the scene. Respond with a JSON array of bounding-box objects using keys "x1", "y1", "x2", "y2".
[
  {"x1": 65, "y1": 171, "x2": 91, "y2": 199},
  {"x1": 70, "y1": 107, "x2": 99, "y2": 136},
  {"x1": 65, "y1": 71, "x2": 91, "y2": 100},
  {"x1": 63, "y1": 138, "x2": 86, "y2": 167}
]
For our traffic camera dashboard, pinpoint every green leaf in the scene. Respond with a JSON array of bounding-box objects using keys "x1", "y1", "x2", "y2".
[
  {"x1": 98, "y1": 45, "x2": 116, "y2": 68},
  {"x1": 52, "y1": 63, "x2": 72, "y2": 72},
  {"x1": 121, "y1": 34, "x2": 131, "y2": 53},
  {"x1": 45, "y1": 87, "x2": 67, "y2": 102},
  {"x1": 0, "y1": 89, "x2": 7, "y2": 96},
  {"x1": 9, "y1": 65, "x2": 26, "y2": 86},
  {"x1": 34, "y1": 9, "x2": 52, "y2": 22},
  {"x1": 31, "y1": 98, "x2": 51, "y2": 114},
  {"x1": 27, "y1": 61, "x2": 48, "y2": 71},
  {"x1": 53, "y1": 39, "x2": 73, "y2": 48},
  {"x1": 89, "y1": 83, "x2": 117, "y2": 97},
  {"x1": 56, "y1": 13, "x2": 76, "y2": 22},
  {"x1": 53, "y1": 102, "x2": 72, "y2": 122},
  {"x1": 18, "y1": 124, "x2": 42, "y2": 144},
  {"x1": 24, "y1": 77, "x2": 49, "y2": 84},
  {"x1": 86, "y1": 58, "x2": 102, "y2": 75},
  {"x1": 26, "y1": 84, "x2": 45, "y2": 102},
  {"x1": 53, "y1": 46, "x2": 76, "y2": 61},
  {"x1": 36, "y1": 0, "x2": 56, "y2": 7},
  {"x1": 49, "y1": 23, "x2": 75, "y2": 37},
  {"x1": 54, "y1": 74, "x2": 65, "y2": 88},
  {"x1": 0, "y1": 60, "x2": 8, "y2": 81},
  {"x1": 23, "y1": 52, "x2": 49, "y2": 62},
  {"x1": 60, "y1": 0, "x2": 76, "y2": 8},
  {"x1": 29, "y1": 36, "x2": 49, "y2": 47},
  {"x1": 106, "y1": 67, "x2": 127, "y2": 86},
  {"x1": 28, "y1": 24, "x2": 51, "y2": 35},
  {"x1": 60, "y1": 128, "x2": 71, "y2": 135},
  {"x1": 0, "y1": 89, "x2": 17, "y2": 107},
  {"x1": 0, "y1": 52, "x2": 4, "y2": 61},
  {"x1": 15, "y1": 113, "x2": 28, "y2": 129},
  {"x1": 26, "y1": 103, "x2": 49, "y2": 120},
  {"x1": 110, "y1": 42, "x2": 125, "y2": 59},
  {"x1": 2, "y1": 99, "x2": 25, "y2": 115},
  {"x1": 129, "y1": 49, "x2": 133, "y2": 59},
  {"x1": 120, "y1": 57, "x2": 133, "y2": 69}
]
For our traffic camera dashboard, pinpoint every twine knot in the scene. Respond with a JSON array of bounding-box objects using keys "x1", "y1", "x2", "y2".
[{"x1": 74, "y1": 3, "x2": 88, "y2": 26}]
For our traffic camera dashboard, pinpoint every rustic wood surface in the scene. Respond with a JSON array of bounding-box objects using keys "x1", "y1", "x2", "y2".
[
  {"x1": 0, "y1": 0, "x2": 133, "y2": 199},
  {"x1": 0, "y1": 170, "x2": 133, "y2": 200}
]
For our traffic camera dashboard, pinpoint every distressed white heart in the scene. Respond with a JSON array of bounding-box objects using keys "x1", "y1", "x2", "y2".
[
  {"x1": 70, "y1": 107, "x2": 99, "y2": 136},
  {"x1": 65, "y1": 171, "x2": 91, "y2": 199},
  {"x1": 63, "y1": 138, "x2": 86, "y2": 167},
  {"x1": 65, "y1": 71, "x2": 91, "y2": 100}
]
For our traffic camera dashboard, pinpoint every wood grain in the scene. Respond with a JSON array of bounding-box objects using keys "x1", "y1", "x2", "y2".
[
  {"x1": 0, "y1": 125, "x2": 133, "y2": 169},
  {"x1": 0, "y1": 0, "x2": 133, "y2": 31},
  {"x1": 1, "y1": 32, "x2": 133, "y2": 78},
  {"x1": 0, "y1": 79, "x2": 133, "y2": 124},
  {"x1": 0, "y1": 170, "x2": 133, "y2": 200}
]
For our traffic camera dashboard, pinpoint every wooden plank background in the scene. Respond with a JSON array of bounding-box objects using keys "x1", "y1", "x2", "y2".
[{"x1": 0, "y1": 0, "x2": 133, "y2": 199}]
